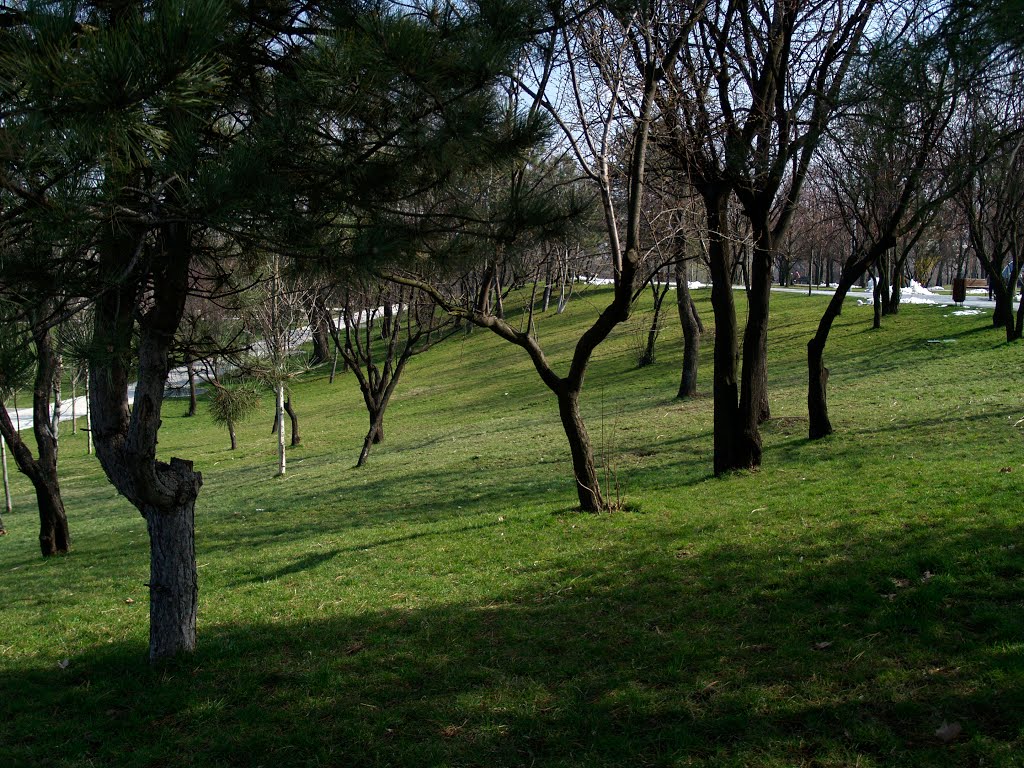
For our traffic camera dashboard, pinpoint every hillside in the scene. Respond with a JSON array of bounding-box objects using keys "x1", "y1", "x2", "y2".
[{"x1": 1, "y1": 287, "x2": 1022, "y2": 767}]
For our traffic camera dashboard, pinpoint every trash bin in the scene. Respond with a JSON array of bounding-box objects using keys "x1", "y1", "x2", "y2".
[{"x1": 952, "y1": 277, "x2": 966, "y2": 304}]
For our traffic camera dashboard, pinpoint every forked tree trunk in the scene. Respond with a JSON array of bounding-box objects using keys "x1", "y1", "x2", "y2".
[
  {"x1": 556, "y1": 388, "x2": 603, "y2": 512},
  {"x1": 91, "y1": 209, "x2": 202, "y2": 662},
  {"x1": 0, "y1": 317, "x2": 71, "y2": 556}
]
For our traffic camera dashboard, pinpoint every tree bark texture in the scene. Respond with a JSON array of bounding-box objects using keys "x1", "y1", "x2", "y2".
[
  {"x1": 143, "y1": 458, "x2": 200, "y2": 661},
  {"x1": 557, "y1": 389, "x2": 603, "y2": 512}
]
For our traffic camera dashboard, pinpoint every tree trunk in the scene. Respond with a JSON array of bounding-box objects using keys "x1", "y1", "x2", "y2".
[
  {"x1": 1014, "y1": 289, "x2": 1024, "y2": 342},
  {"x1": 638, "y1": 279, "x2": 669, "y2": 367},
  {"x1": 356, "y1": 407, "x2": 384, "y2": 468},
  {"x1": 556, "y1": 388, "x2": 603, "y2": 512},
  {"x1": 1, "y1": 436, "x2": 9, "y2": 533},
  {"x1": 276, "y1": 384, "x2": 286, "y2": 475},
  {"x1": 872, "y1": 272, "x2": 882, "y2": 329},
  {"x1": 542, "y1": 264, "x2": 553, "y2": 312},
  {"x1": 227, "y1": 417, "x2": 237, "y2": 451},
  {"x1": 807, "y1": 275, "x2": 862, "y2": 440},
  {"x1": 284, "y1": 395, "x2": 300, "y2": 447},
  {"x1": 91, "y1": 209, "x2": 202, "y2": 662},
  {"x1": 0, "y1": 317, "x2": 72, "y2": 556},
  {"x1": 35, "y1": 473, "x2": 70, "y2": 556},
  {"x1": 706, "y1": 192, "x2": 743, "y2": 475},
  {"x1": 675, "y1": 257, "x2": 701, "y2": 398},
  {"x1": 142, "y1": 458, "x2": 200, "y2": 662},
  {"x1": 994, "y1": 288, "x2": 1013, "y2": 331},
  {"x1": 185, "y1": 358, "x2": 197, "y2": 417},
  {"x1": 736, "y1": 225, "x2": 773, "y2": 468},
  {"x1": 85, "y1": 377, "x2": 93, "y2": 456},
  {"x1": 51, "y1": 358, "x2": 61, "y2": 442}
]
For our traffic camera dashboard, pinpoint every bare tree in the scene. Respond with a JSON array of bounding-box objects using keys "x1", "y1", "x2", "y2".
[
  {"x1": 657, "y1": 0, "x2": 876, "y2": 474},
  {"x1": 807, "y1": 11, "x2": 967, "y2": 438},
  {"x1": 330, "y1": 277, "x2": 452, "y2": 466},
  {"x1": 244, "y1": 254, "x2": 316, "y2": 475}
]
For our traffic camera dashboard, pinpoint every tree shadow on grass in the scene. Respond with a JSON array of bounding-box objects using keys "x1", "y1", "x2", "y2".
[{"x1": 3, "y1": 518, "x2": 1021, "y2": 768}]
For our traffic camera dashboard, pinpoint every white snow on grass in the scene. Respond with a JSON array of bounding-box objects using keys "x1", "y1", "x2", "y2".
[{"x1": 946, "y1": 309, "x2": 984, "y2": 317}]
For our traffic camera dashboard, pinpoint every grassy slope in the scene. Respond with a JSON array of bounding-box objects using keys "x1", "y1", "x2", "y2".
[{"x1": 0, "y1": 288, "x2": 1021, "y2": 767}]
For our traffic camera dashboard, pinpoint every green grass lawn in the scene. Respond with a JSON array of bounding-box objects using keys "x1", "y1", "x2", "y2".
[{"x1": 1, "y1": 287, "x2": 1022, "y2": 767}]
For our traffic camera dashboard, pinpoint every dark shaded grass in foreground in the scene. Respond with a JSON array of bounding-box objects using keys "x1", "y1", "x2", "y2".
[{"x1": 3, "y1": 516, "x2": 1022, "y2": 768}]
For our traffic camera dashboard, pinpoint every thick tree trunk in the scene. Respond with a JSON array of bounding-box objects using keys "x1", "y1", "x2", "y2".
[
  {"x1": 556, "y1": 388, "x2": 603, "y2": 512},
  {"x1": 675, "y1": 257, "x2": 701, "y2": 398},
  {"x1": 994, "y1": 290, "x2": 1013, "y2": 331},
  {"x1": 284, "y1": 395, "x2": 300, "y2": 447},
  {"x1": 142, "y1": 458, "x2": 201, "y2": 662}
]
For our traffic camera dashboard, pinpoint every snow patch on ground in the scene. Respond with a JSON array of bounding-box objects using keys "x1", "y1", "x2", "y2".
[
  {"x1": 947, "y1": 309, "x2": 984, "y2": 317},
  {"x1": 584, "y1": 277, "x2": 706, "y2": 290}
]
